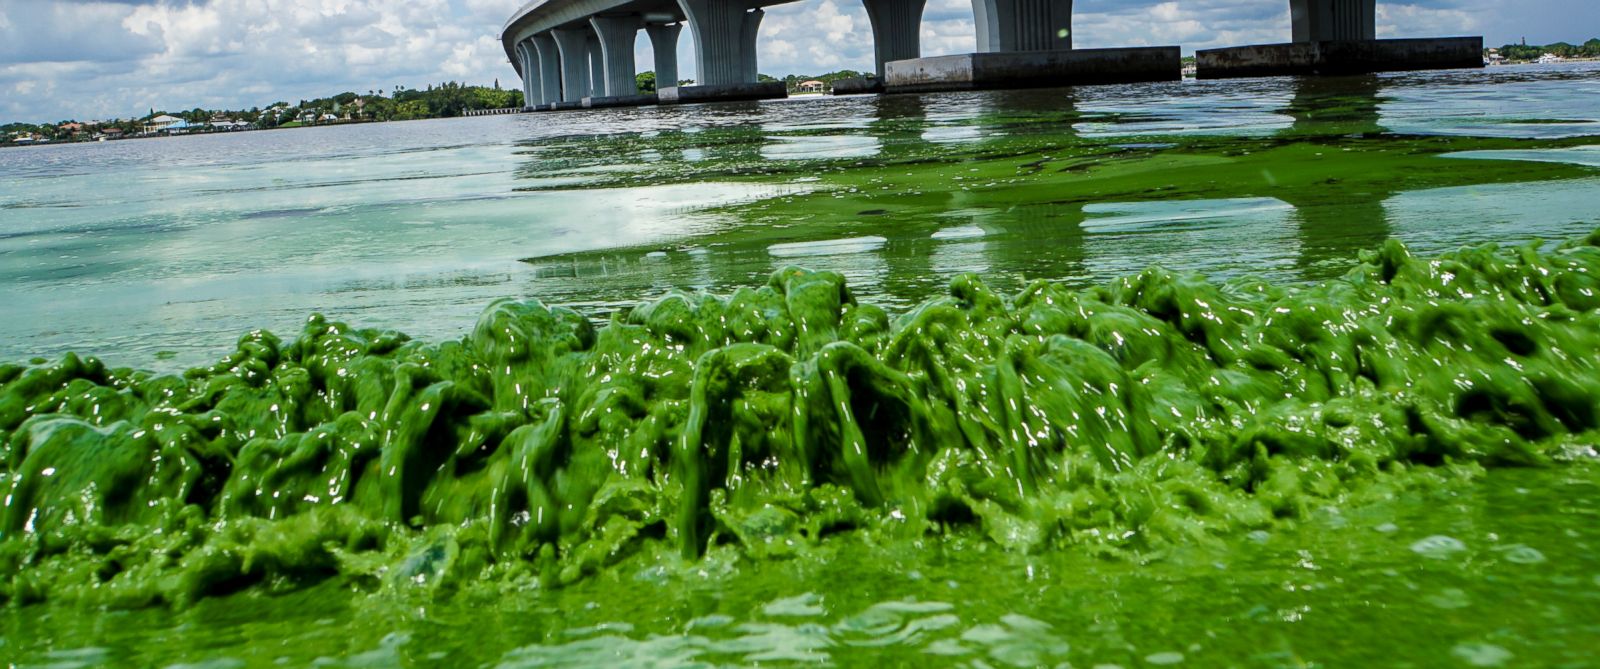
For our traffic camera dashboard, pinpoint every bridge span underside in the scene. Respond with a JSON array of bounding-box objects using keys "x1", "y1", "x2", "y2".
[{"x1": 500, "y1": 0, "x2": 1480, "y2": 110}]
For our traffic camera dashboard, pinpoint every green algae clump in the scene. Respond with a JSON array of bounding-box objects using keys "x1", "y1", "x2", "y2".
[{"x1": 3, "y1": 232, "x2": 1600, "y2": 607}]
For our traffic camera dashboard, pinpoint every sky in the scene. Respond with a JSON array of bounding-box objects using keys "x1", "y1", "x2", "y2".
[{"x1": 0, "y1": 0, "x2": 1594, "y2": 123}]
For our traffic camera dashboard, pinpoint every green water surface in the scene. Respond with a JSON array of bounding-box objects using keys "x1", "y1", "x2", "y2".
[{"x1": 3, "y1": 67, "x2": 1600, "y2": 668}]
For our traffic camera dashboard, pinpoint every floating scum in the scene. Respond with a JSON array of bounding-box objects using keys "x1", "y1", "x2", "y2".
[{"x1": 2, "y1": 232, "x2": 1599, "y2": 607}]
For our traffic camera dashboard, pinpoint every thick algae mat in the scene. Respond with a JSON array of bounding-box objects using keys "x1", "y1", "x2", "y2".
[{"x1": 4, "y1": 230, "x2": 1600, "y2": 620}]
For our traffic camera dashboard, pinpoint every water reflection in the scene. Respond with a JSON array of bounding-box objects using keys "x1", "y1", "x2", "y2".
[
  {"x1": 1276, "y1": 75, "x2": 1397, "y2": 280},
  {"x1": 492, "y1": 595, "x2": 1075, "y2": 669},
  {"x1": 4, "y1": 65, "x2": 1597, "y2": 370},
  {"x1": 514, "y1": 70, "x2": 1598, "y2": 314}
]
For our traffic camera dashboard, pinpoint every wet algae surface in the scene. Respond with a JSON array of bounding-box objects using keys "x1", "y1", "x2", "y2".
[
  {"x1": 5, "y1": 69, "x2": 1600, "y2": 667},
  {"x1": 6, "y1": 232, "x2": 1600, "y2": 666}
]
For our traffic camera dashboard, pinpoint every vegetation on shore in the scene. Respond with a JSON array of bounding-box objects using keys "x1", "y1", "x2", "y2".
[
  {"x1": 3, "y1": 81, "x2": 524, "y2": 146},
  {"x1": 1489, "y1": 37, "x2": 1600, "y2": 60}
]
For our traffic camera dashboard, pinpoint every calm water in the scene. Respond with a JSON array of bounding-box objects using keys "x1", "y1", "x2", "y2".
[
  {"x1": 2, "y1": 64, "x2": 1598, "y2": 372},
  {"x1": 3, "y1": 63, "x2": 1600, "y2": 668}
]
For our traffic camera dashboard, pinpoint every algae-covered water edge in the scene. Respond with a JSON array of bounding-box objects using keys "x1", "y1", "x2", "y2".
[
  {"x1": 4, "y1": 234, "x2": 1600, "y2": 667},
  {"x1": 8, "y1": 467, "x2": 1598, "y2": 667},
  {"x1": 4, "y1": 64, "x2": 1600, "y2": 667}
]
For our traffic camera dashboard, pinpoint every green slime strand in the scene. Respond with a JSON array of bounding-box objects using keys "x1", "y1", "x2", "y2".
[{"x1": 3, "y1": 232, "x2": 1599, "y2": 606}]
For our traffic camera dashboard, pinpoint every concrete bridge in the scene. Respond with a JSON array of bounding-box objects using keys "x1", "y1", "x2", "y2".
[{"x1": 500, "y1": 0, "x2": 1479, "y2": 109}]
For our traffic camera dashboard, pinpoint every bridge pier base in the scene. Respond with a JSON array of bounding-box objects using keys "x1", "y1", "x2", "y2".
[
  {"x1": 1196, "y1": 37, "x2": 1484, "y2": 78},
  {"x1": 883, "y1": 0, "x2": 1179, "y2": 93},
  {"x1": 862, "y1": 0, "x2": 925, "y2": 79},
  {"x1": 658, "y1": 81, "x2": 787, "y2": 105},
  {"x1": 532, "y1": 33, "x2": 561, "y2": 109},
  {"x1": 1199, "y1": 0, "x2": 1480, "y2": 78},
  {"x1": 550, "y1": 27, "x2": 594, "y2": 103},
  {"x1": 582, "y1": 93, "x2": 660, "y2": 108},
  {"x1": 885, "y1": 47, "x2": 1180, "y2": 92},
  {"x1": 645, "y1": 22, "x2": 682, "y2": 88}
]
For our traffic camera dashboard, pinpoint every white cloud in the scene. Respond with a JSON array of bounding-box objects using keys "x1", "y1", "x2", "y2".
[
  {"x1": 1, "y1": 0, "x2": 521, "y2": 122},
  {"x1": 759, "y1": 0, "x2": 871, "y2": 74},
  {"x1": 1377, "y1": 2, "x2": 1482, "y2": 37}
]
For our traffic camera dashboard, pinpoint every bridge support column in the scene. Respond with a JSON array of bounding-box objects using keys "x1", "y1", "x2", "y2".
[
  {"x1": 591, "y1": 16, "x2": 642, "y2": 97},
  {"x1": 516, "y1": 42, "x2": 531, "y2": 108},
  {"x1": 518, "y1": 41, "x2": 541, "y2": 108},
  {"x1": 676, "y1": 0, "x2": 763, "y2": 85},
  {"x1": 971, "y1": 0, "x2": 1072, "y2": 52},
  {"x1": 738, "y1": 8, "x2": 764, "y2": 83},
  {"x1": 550, "y1": 27, "x2": 593, "y2": 103},
  {"x1": 862, "y1": 0, "x2": 925, "y2": 79},
  {"x1": 646, "y1": 22, "x2": 682, "y2": 88},
  {"x1": 533, "y1": 33, "x2": 561, "y2": 106},
  {"x1": 658, "y1": 0, "x2": 784, "y2": 104},
  {"x1": 1291, "y1": 0, "x2": 1374, "y2": 42}
]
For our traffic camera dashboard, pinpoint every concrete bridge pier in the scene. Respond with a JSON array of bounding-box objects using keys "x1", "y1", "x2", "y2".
[
  {"x1": 1197, "y1": 0, "x2": 1481, "y2": 78},
  {"x1": 645, "y1": 22, "x2": 682, "y2": 88},
  {"x1": 660, "y1": 0, "x2": 786, "y2": 104},
  {"x1": 587, "y1": 16, "x2": 662, "y2": 107},
  {"x1": 550, "y1": 27, "x2": 595, "y2": 107},
  {"x1": 526, "y1": 42, "x2": 543, "y2": 108},
  {"x1": 882, "y1": 0, "x2": 1177, "y2": 93},
  {"x1": 738, "y1": 8, "x2": 764, "y2": 83},
  {"x1": 516, "y1": 41, "x2": 538, "y2": 109},
  {"x1": 533, "y1": 33, "x2": 562, "y2": 109},
  {"x1": 1291, "y1": 0, "x2": 1374, "y2": 42},
  {"x1": 590, "y1": 16, "x2": 641, "y2": 98},
  {"x1": 972, "y1": 0, "x2": 1072, "y2": 52},
  {"x1": 677, "y1": 0, "x2": 754, "y2": 85},
  {"x1": 861, "y1": 0, "x2": 925, "y2": 79}
]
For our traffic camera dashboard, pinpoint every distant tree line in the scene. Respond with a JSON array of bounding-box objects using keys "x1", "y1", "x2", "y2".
[
  {"x1": 4, "y1": 81, "x2": 525, "y2": 145},
  {"x1": 1491, "y1": 38, "x2": 1600, "y2": 60},
  {"x1": 259, "y1": 83, "x2": 523, "y2": 128},
  {"x1": 633, "y1": 71, "x2": 698, "y2": 94},
  {"x1": 772, "y1": 71, "x2": 871, "y2": 93}
]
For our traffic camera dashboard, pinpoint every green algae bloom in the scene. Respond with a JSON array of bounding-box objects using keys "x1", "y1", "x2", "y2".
[{"x1": 3, "y1": 231, "x2": 1599, "y2": 608}]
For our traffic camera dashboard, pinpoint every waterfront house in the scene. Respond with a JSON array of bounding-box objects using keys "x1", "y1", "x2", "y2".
[
  {"x1": 797, "y1": 80, "x2": 825, "y2": 93},
  {"x1": 144, "y1": 114, "x2": 185, "y2": 133}
]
